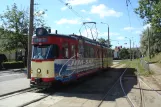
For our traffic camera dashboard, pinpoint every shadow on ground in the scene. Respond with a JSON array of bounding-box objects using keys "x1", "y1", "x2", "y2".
[{"x1": 48, "y1": 67, "x2": 138, "y2": 102}]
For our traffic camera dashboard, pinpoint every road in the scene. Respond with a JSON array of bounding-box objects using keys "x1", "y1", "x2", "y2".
[{"x1": 0, "y1": 69, "x2": 26, "y2": 82}]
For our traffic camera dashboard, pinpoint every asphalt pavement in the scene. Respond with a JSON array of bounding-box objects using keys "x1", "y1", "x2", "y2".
[
  {"x1": 0, "y1": 68, "x2": 30, "y2": 95},
  {"x1": 0, "y1": 69, "x2": 27, "y2": 82}
]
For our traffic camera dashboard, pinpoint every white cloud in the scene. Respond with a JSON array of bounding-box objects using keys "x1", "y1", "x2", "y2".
[
  {"x1": 135, "y1": 30, "x2": 141, "y2": 34},
  {"x1": 55, "y1": 18, "x2": 81, "y2": 25},
  {"x1": 117, "y1": 36, "x2": 125, "y2": 40},
  {"x1": 143, "y1": 24, "x2": 151, "y2": 30},
  {"x1": 51, "y1": 29, "x2": 56, "y2": 33},
  {"x1": 102, "y1": 32, "x2": 120, "y2": 37},
  {"x1": 61, "y1": 7, "x2": 67, "y2": 11},
  {"x1": 123, "y1": 27, "x2": 134, "y2": 31},
  {"x1": 85, "y1": 18, "x2": 91, "y2": 21},
  {"x1": 66, "y1": 0, "x2": 97, "y2": 6},
  {"x1": 81, "y1": 9, "x2": 87, "y2": 13},
  {"x1": 110, "y1": 32, "x2": 120, "y2": 36},
  {"x1": 90, "y1": 4, "x2": 123, "y2": 18}
]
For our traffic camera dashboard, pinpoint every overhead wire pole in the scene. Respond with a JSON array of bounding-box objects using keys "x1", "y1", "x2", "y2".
[
  {"x1": 126, "y1": 37, "x2": 132, "y2": 61},
  {"x1": 133, "y1": 41, "x2": 135, "y2": 59},
  {"x1": 148, "y1": 27, "x2": 150, "y2": 59},
  {"x1": 27, "y1": 0, "x2": 34, "y2": 79},
  {"x1": 130, "y1": 39, "x2": 132, "y2": 61},
  {"x1": 148, "y1": 0, "x2": 151, "y2": 59},
  {"x1": 100, "y1": 22, "x2": 110, "y2": 47}
]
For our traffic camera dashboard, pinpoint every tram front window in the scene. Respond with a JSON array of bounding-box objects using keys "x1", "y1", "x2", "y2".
[
  {"x1": 32, "y1": 44, "x2": 59, "y2": 59},
  {"x1": 32, "y1": 45, "x2": 50, "y2": 59}
]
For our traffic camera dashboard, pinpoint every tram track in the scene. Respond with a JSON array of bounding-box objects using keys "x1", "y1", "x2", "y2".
[
  {"x1": 0, "y1": 87, "x2": 45, "y2": 100},
  {"x1": 0, "y1": 64, "x2": 140, "y2": 107},
  {"x1": 97, "y1": 64, "x2": 135, "y2": 107},
  {"x1": 136, "y1": 67, "x2": 161, "y2": 107}
]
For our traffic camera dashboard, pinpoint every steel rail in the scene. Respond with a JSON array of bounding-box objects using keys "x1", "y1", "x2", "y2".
[
  {"x1": 0, "y1": 88, "x2": 42, "y2": 100},
  {"x1": 97, "y1": 65, "x2": 135, "y2": 107}
]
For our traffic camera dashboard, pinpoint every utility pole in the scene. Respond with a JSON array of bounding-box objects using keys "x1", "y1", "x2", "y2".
[
  {"x1": 108, "y1": 26, "x2": 110, "y2": 47},
  {"x1": 148, "y1": 27, "x2": 151, "y2": 59},
  {"x1": 101, "y1": 22, "x2": 110, "y2": 47},
  {"x1": 130, "y1": 39, "x2": 132, "y2": 61},
  {"x1": 133, "y1": 41, "x2": 134, "y2": 59},
  {"x1": 27, "y1": 0, "x2": 34, "y2": 79}
]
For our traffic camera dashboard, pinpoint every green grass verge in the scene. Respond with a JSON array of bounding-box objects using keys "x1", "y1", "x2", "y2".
[
  {"x1": 144, "y1": 53, "x2": 161, "y2": 67},
  {"x1": 120, "y1": 59, "x2": 153, "y2": 76},
  {"x1": 3, "y1": 61, "x2": 23, "y2": 64}
]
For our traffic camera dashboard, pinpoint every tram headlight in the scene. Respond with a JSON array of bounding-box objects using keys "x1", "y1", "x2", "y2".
[{"x1": 37, "y1": 68, "x2": 41, "y2": 73}]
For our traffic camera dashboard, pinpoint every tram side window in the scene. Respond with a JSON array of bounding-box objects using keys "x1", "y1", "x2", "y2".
[
  {"x1": 97, "y1": 49, "x2": 99, "y2": 58},
  {"x1": 90, "y1": 47, "x2": 94, "y2": 58},
  {"x1": 48, "y1": 45, "x2": 59, "y2": 58},
  {"x1": 71, "y1": 45, "x2": 76, "y2": 57},
  {"x1": 62, "y1": 43, "x2": 69, "y2": 58},
  {"x1": 84, "y1": 45, "x2": 88, "y2": 58}
]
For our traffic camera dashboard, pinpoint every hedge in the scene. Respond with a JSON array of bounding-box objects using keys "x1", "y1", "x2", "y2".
[{"x1": 2, "y1": 61, "x2": 25, "y2": 69}]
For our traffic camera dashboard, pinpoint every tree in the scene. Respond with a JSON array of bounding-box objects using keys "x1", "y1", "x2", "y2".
[
  {"x1": 135, "y1": 0, "x2": 161, "y2": 32},
  {"x1": 119, "y1": 48, "x2": 130, "y2": 59},
  {"x1": 0, "y1": 3, "x2": 47, "y2": 59},
  {"x1": 140, "y1": 27, "x2": 161, "y2": 57},
  {"x1": 98, "y1": 38, "x2": 106, "y2": 44},
  {"x1": 98, "y1": 38, "x2": 112, "y2": 47}
]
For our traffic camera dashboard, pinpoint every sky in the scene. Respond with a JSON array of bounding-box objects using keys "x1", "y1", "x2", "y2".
[{"x1": 0, "y1": 0, "x2": 150, "y2": 49}]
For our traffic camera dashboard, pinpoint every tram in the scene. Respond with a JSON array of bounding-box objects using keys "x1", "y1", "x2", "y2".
[{"x1": 30, "y1": 27, "x2": 113, "y2": 88}]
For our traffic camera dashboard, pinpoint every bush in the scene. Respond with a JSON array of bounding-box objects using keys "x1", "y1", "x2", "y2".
[{"x1": 3, "y1": 61, "x2": 24, "y2": 69}]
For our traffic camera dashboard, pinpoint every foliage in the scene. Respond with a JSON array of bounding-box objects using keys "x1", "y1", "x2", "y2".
[
  {"x1": 140, "y1": 27, "x2": 161, "y2": 57},
  {"x1": 98, "y1": 38, "x2": 112, "y2": 47},
  {"x1": 3, "y1": 61, "x2": 24, "y2": 69},
  {"x1": 136, "y1": 0, "x2": 161, "y2": 59},
  {"x1": 119, "y1": 48, "x2": 130, "y2": 59},
  {"x1": 0, "y1": 3, "x2": 47, "y2": 54},
  {"x1": 120, "y1": 59, "x2": 153, "y2": 76},
  {"x1": 135, "y1": 0, "x2": 161, "y2": 32}
]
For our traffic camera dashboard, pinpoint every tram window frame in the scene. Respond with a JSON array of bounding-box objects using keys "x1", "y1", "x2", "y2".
[
  {"x1": 84, "y1": 44, "x2": 88, "y2": 58},
  {"x1": 90, "y1": 47, "x2": 94, "y2": 58},
  {"x1": 97, "y1": 49, "x2": 99, "y2": 58},
  {"x1": 71, "y1": 44, "x2": 76, "y2": 57},
  {"x1": 62, "y1": 43, "x2": 69, "y2": 59},
  {"x1": 49, "y1": 44, "x2": 59, "y2": 59}
]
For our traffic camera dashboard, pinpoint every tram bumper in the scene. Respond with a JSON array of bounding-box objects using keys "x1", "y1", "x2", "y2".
[{"x1": 30, "y1": 78, "x2": 52, "y2": 88}]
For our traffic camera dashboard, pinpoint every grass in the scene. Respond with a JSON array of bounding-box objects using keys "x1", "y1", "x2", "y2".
[
  {"x1": 144, "y1": 53, "x2": 161, "y2": 67},
  {"x1": 3, "y1": 61, "x2": 23, "y2": 64},
  {"x1": 120, "y1": 59, "x2": 153, "y2": 76}
]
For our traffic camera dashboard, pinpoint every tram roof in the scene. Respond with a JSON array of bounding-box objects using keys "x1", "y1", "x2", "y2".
[{"x1": 35, "y1": 33, "x2": 108, "y2": 48}]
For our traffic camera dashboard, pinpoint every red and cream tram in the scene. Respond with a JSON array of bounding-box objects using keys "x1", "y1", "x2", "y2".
[{"x1": 30, "y1": 27, "x2": 113, "y2": 88}]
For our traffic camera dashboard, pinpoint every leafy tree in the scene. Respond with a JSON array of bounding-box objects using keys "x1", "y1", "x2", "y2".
[
  {"x1": 119, "y1": 48, "x2": 130, "y2": 59},
  {"x1": 98, "y1": 38, "x2": 112, "y2": 47},
  {"x1": 135, "y1": 0, "x2": 161, "y2": 32},
  {"x1": 98, "y1": 38, "x2": 106, "y2": 44},
  {"x1": 0, "y1": 3, "x2": 47, "y2": 59},
  {"x1": 140, "y1": 27, "x2": 161, "y2": 57}
]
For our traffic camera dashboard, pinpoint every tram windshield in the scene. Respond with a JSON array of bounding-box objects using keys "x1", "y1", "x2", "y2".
[{"x1": 32, "y1": 45, "x2": 59, "y2": 59}]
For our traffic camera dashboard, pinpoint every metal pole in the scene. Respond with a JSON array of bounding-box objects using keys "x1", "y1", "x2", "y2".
[
  {"x1": 108, "y1": 26, "x2": 110, "y2": 47},
  {"x1": 27, "y1": 0, "x2": 34, "y2": 79},
  {"x1": 133, "y1": 41, "x2": 134, "y2": 59},
  {"x1": 130, "y1": 39, "x2": 132, "y2": 61},
  {"x1": 148, "y1": 27, "x2": 151, "y2": 59}
]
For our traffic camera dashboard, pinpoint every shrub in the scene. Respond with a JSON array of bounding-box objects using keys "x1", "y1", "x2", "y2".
[{"x1": 3, "y1": 61, "x2": 24, "y2": 69}]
